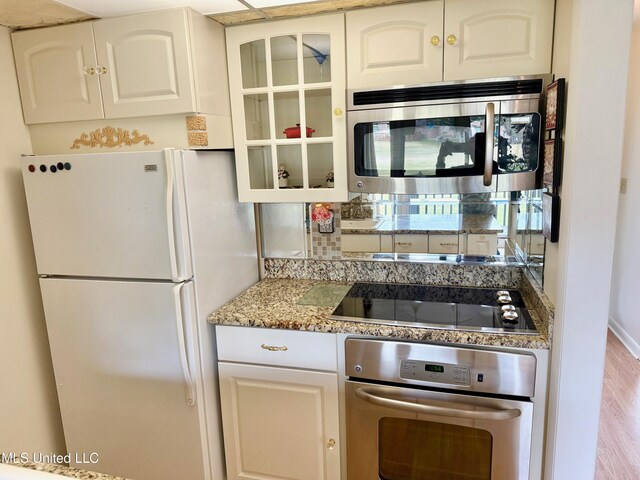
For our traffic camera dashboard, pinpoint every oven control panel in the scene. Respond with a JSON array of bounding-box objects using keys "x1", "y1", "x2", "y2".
[{"x1": 400, "y1": 360, "x2": 470, "y2": 386}]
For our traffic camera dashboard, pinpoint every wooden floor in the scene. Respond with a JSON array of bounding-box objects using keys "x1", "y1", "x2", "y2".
[{"x1": 595, "y1": 331, "x2": 640, "y2": 479}]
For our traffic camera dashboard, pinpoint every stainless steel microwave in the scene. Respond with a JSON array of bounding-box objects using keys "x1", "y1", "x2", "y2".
[{"x1": 348, "y1": 75, "x2": 552, "y2": 195}]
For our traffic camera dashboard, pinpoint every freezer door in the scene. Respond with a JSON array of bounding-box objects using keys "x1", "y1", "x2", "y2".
[
  {"x1": 39, "y1": 278, "x2": 208, "y2": 480},
  {"x1": 22, "y1": 150, "x2": 191, "y2": 280}
]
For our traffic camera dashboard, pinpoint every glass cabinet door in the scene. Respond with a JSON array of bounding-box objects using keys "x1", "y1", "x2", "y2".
[{"x1": 227, "y1": 14, "x2": 347, "y2": 202}]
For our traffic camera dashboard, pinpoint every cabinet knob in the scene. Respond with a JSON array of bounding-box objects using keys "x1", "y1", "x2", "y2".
[
  {"x1": 430, "y1": 35, "x2": 441, "y2": 46},
  {"x1": 96, "y1": 65, "x2": 108, "y2": 75},
  {"x1": 82, "y1": 66, "x2": 95, "y2": 76},
  {"x1": 447, "y1": 34, "x2": 457, "y2": 46},
  {"x1": 327, "y1": 438, "x2": 336, "y2": 449},
  {"x1": 333, "y1": 107, "x2": 343, "y2": 117}
]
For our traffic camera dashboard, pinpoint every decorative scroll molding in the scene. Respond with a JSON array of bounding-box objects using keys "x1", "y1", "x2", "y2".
[{"x1": 70, "y1": 126, "x2": 154, "y2": 149}]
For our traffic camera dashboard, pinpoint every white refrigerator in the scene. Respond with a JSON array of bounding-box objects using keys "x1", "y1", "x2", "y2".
[{"x1": 22, "y1": 149, "x2": 258, "y2": 480}]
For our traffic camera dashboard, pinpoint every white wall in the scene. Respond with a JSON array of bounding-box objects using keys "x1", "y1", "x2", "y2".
[
  {"x1": 544, "y1": 1, "x2": 634, "y2": 479},
  {"x1": 0, "y1": 26, "x2": 65, "y2": 453},
  {"x1": 609, "y1": 12, "x2": 640, "y2": 359}
]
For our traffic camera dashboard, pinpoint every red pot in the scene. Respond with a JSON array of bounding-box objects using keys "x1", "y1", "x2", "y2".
[{"x1": 283, "y1": 124, "x2": 315, "y2": 138}]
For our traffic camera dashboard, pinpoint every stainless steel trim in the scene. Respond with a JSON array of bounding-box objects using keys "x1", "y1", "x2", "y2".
[
  {"x1": 344, "y1": 338, "x2": 536, "y2": 397},
  {"x1": 331, "y1": 312, "x2": 538, "y2": 336},
  {"x1": 483, "y1": 102, "x2": 495, "y2": 186},
  {"x1": 354, "y1": 387, "x2": 521, "y2": 420}
]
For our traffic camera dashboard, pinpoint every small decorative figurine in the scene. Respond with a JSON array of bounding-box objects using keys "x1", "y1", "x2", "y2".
[
  {"x1": 278, "y1": 163, "x2": 289, "y2": 188},
  {"x1": 326, "y1": 169, "x2": 334, "y2": 188}
]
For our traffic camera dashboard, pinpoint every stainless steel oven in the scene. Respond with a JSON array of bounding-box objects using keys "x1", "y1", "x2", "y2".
[
  {"x1": 345, "y1": 338, "x2": 536, "y2": 480},
  {"x1": 347, "y1": 75, "x2": 551, "y2": 194}
]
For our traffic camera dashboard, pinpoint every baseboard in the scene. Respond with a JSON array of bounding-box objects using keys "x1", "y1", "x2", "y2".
[{"x1": 608, "y1": 316, "x2": 640, "y2": 360}]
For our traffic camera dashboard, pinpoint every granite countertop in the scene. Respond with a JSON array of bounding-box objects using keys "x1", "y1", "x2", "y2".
[
  {"x1": 342, "y1": 214, "x2": 503, "y2": 235},
  {"x1": 208, "y1": 277, "x2": 551, "y2": 349},
  {"x1": 9, "y1": 462, "x2": 127, "y2": 479}
]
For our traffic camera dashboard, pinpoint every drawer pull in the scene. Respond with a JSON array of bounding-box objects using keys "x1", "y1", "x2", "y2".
[
  {"x1": 261, "y1": 343, "x2": 288, "y2": 352},
  {"x1": 440, "y1": 242, "x2": 457, "y2": 247},
  {"x1": 397, "y1": 242, "x2": 413, "y2": 246}
]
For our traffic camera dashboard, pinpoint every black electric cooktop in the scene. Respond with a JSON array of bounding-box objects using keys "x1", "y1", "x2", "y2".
[{"x1": 330, "y1": 282, "x2": 538, "y2": 335}]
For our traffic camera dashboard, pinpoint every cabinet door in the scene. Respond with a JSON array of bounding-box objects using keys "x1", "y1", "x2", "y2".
[
  {"x1": 465, "y1": 233, "x2": 498, "y2": 255},
  {"x1": 395, "y1": 234, "x2": 429, "y2": 253},
  {"x1": 93, "y1": 9, "x2": 196, "y2": 119},
  {"x1": 428, "y1": 234, "x2": 460, "y2": 253},
  {"x1": 444, "y1": 0, "x2": 554, "y2": 81},
  {"x1": 12, "y1": 22, "x2": 104, "y2": 124},
  {"x1": 219, "y1": 363, "x2": 341, "y2": 480},
  {"x1": 346, "y1": 1, "x2": 444, "y2": 90},
  {"x1": 227, "y1": 14, "x2": 347, "y2": 203}
]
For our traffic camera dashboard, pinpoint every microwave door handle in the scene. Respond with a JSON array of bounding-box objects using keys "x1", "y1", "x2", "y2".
[
  {"x1": 483, "y1": 102, "x2": 495, "y2": 186},
  {"x1": 354, "y1": 387, "x2": 520, "y2": 421}
]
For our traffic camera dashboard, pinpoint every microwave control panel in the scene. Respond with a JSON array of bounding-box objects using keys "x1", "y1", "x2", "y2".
[{"x1": 400, "y1": 359, "x2": 470, "y2": 386}]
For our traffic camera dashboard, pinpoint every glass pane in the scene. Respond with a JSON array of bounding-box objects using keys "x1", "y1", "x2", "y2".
[
  {"x1": 307, "y1": 143, "x2": 333, "y2": 189},
  {"x1": 305, "y1": 89, "x2": 332, "y2": 137},
  {"x1": 302, "y1": 34, "x2": 331, "y2": 83},
  {"x1": 247, "y1": 146, "x2": 273, "y2": 190},
  {"x1": 244, "y1": 94, "x2": 270, "y2": 140},
  {"x1": 497, "y1": 113, "x2": 541, "y2": 173},
  {"x1": 378, "y1": 417, "x2": 492, "y2": 480},
  {"x1": 240, "y1": 40, "x2": 267, "y2": 89},
  {"x1": 260, "y1": 204, "x2": 307, "y2": 258},
  {"x1": 271, "y1": 35, "x2": 298, "y2": 86},
  {"x1": 276, "y1": 145, "x2": 303, "y2": 189},
  {"x1": 354, "y1": 116, "x2": 491, "y2": 178},
  {"x1": 274, "y1": 91, "x2": 301, "y2": 139}
]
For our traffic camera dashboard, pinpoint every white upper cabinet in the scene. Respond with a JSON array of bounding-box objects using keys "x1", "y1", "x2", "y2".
[
  {"x1": 12, "y1": 8, "x2": 230, "y2": 124},
  {"x1": 12, "y1": 22, "x2": 104, "y2": 124},
  {"x1": 346, "y1": 1, "x2": 444, "y2": 89},
  {"x1": 346, "y1": 0, "x2": 554, "y2": 89},
  {"x1": 444, "y1": 0, "x2": 554, "y2": 81},
  {"x1": 226, "y1": 14, "x2": 347, "y2": 203},
  {"x1": 92, "y1": 10, "x2": 196, "y2": 119}
]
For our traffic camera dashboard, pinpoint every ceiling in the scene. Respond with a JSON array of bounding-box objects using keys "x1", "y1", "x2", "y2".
[{"x1": 0, "y1": 0, "x2": 413, "y2": 29}]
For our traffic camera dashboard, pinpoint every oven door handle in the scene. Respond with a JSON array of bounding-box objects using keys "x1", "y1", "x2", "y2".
[
  {"x1": 483, "y1": 102, "x2": 495, "y2": 187},
  {"x1": 354, "y1": 387, "x2": 521, "y2": 421}
]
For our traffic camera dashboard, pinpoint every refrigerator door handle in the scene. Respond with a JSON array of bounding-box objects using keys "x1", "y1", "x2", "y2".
[
  {"x1": 165, "y1": 150, "x2": 181, "y2": 283},
  {"x1": 173, "y1": 283, "x2": 196, "y2": 406}
]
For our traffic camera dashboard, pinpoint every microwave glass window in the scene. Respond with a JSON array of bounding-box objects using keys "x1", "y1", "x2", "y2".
[
  {"x1": 378, "y1": 417, "x2": 493, "y2": 480},
  {"x1": 354, "y1": 113, "x2": 541, "y2": 179},
  {"x1": 354, "y1": 116, "x2": 488, "y2": 178}
]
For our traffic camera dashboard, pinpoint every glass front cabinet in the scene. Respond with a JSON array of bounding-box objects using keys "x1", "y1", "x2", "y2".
[{"x1": 226, "y1": 14, "x2": 347, "y2": 202}]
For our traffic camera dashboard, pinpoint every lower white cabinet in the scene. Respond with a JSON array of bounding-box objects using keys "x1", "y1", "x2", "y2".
[
  {"x1": 464, "y1": 233, "x2": 498, "y2": 256},
  {"x1": 217, "y1": 327, "x2": 341, "y2": 480}
]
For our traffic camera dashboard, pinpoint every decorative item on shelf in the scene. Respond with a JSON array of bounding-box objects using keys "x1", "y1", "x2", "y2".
[
  {"x1": 283, "y1": 124, "x2": 315, "y2": 139},
  {"x1": 326, "y1": 169, "x2": 334, "y2": 188},
  {"x1": 311, "y1": 203, "x2": 335, "y2": 234},
  {"x1": 277, "y1": 163, "x2": 289, "y2": 188},
  {"x1": 543, "y1": 136, "x2": 563, "y2": 187},
  {"x1": 545, "y1": 78, "x2": 565, "y2": 131},
  {"x1": 542, "y1": 192, "x2": 560, "y2": 243}
]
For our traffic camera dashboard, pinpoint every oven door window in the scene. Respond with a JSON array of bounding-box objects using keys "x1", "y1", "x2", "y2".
[
  {"x1": 354, "y1": 113, "x2": 540, "y2": 179},
  {"x1": 378, "y1": 417, "x2": 493, "y2": 480}
]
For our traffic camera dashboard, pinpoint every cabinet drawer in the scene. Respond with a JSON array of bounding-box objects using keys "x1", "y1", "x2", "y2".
[
  {"x1": 428, "y1": 234, "x2": 460, "y2": 254},
  {"x1": 465, "y1": 234, "x2": 498, "y2": 256},
  {"x1": 341, "y1": 234, "x2": 380, "y2": 252},
  {"x1": 216, "y1": 326, "x2": 337, "y2": 371},
  {"x1": 380, "y1": 234, "x2": 394, "y2": 253},
  {"x1": 394, "y1": 234, "x2": 428, "y2": 253}
]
